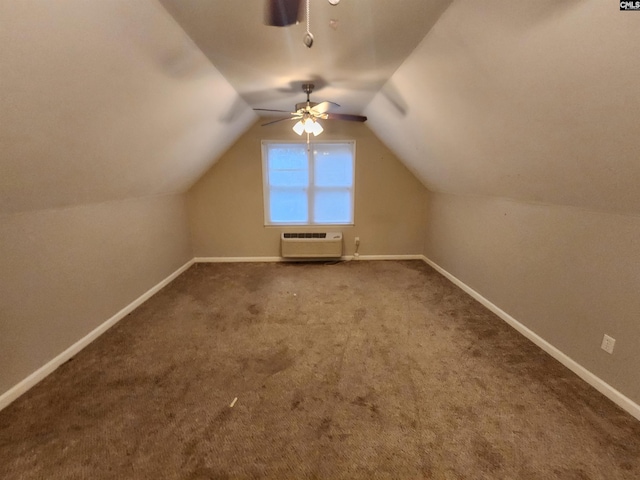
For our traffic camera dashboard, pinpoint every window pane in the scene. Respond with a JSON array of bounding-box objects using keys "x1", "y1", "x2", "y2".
[
  {"x1": 268, "y1": 145, "x2": 308, "y2": 170},
  {"x1": 314, "y1": 146, "x2": 353, "y2": 187},
  {"x1": 313, "y1": 190, "x2": 352, "y2": 224},
  {"x1": 269, "y1": 169, "x2": 308, "y2": 187},
  {"x1": 270, "y1": 189, "x2": 308, "y2": 223},
  {"x1": 268, "y1": 145, "x2": 309, "y2": 187}
]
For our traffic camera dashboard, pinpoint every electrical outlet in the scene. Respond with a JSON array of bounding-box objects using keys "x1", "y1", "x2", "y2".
[
  {"x1": 355, "y1": 237, "x2": 360, "y2": 246},
  {"x1": 601, "y1": 334, "x2": 616, "y2": 354}
]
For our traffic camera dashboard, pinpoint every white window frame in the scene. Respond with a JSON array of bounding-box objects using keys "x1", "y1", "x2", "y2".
[{"x1": 261, "y1": 140, "x2": 356, "y2": 226}]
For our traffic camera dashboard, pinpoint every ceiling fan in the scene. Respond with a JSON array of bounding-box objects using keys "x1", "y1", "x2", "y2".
[
  {"x1": 254, "y1": 83, "x2": 367, "y2": 137},
  {"x1": 265, "y1": 0, "x2": 340, "y2": 27},
  {"x1": 265, "y1": 0, "x2": 340, "y2": 47}
]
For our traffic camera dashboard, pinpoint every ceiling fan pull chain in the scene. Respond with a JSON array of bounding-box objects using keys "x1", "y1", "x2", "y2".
[{"x1": 304, "y1": 0, "x2": 314, "y2": 48}]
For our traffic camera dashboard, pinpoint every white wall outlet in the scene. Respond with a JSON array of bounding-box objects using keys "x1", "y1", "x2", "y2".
[
  {"x1": 601, "y1": 334, "x2": 616, "y2": 354},
  {"x1": 354, "y1": 237, "x2": 360, "y2": 246}
]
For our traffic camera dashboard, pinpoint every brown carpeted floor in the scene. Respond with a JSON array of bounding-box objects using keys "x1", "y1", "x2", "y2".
[{"x1": 1, "y1": 260, "x2": 639, "y2": 479}]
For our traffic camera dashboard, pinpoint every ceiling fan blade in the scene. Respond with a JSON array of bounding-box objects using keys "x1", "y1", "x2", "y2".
[
  {"x1": 264, "y1": 0, "x2": 302, "y2": 27},
  {"x1": 254, "y1": 108, "x2": 295, "y2": 113},
  {"x1": 261, "y1": 117, "x2": 297, "y2": 126},
  {"x1": 324, "y1": 113, "x2": 368, "y2": 122},
  {"x1": 310, "y1": 101, "x2": 340, "y2": 115},
  {"x1": 311, "y1": 101, "x2": 340, "y2": 115}
]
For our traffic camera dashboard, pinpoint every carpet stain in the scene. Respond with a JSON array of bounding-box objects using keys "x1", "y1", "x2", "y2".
[
  {"x1": 240, "y1": 346, "x2": 295, "y2": 376},
  {"x1": 450, "y1": 405, "x2": 479, "y2": 425},
  {"x1": 352, "y1": 391, "x2": 381, "y2": 418},
  {"x1": 506, "y1": 352, "x2": 527, "y2": 365},
  {"x1": 316, "y1": 416, "x2": 332, "y2": 438},
  {"x1": 473, "y1": 435, "x2": 505, "y2": 472},
  {"x1": 552, "y1": 467, "x2": 592, "y2": 480},
  {"x1": 477, "y1": 328, "x2": 499, "y2": 340},
  {"x1": 203, "y1": 311, "x2": 226, "y2": 331},
  {"x1": 291, "y1": 391, "x2": 304, "y2": 410},
  {"x1": 353, "y1": 307, "x2": 367, "y2": 321},
  {"x1": 473, "y1": 378, "x2": 488, "y2": 391},
  {"x1": 247, "y1": 303, "x2": 261, "y2": 315},
  {"x1": 211, "y1": 407, "x2": 233, "y2": 428}
]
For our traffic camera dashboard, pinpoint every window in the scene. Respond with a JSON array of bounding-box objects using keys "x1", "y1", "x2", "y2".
[{"x1": 262, "y1": 141, "x2": 355, "y2": 226}]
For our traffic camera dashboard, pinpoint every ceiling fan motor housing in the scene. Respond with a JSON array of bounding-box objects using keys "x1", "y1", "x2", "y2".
[
  {"x1": 297, "y1": 83, "x2": 317, "y2": 112},
  {"x1": 296, "y1": 101, "x2": 318, "y2": 112}
]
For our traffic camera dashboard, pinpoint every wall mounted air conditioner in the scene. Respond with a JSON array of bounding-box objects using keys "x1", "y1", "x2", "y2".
[{"x1": 281, "y1": 232, "x2": 343, "y2": 259}]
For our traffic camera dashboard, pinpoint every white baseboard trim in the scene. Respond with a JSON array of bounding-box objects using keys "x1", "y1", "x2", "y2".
[
  {"x1": 194, "y1": 256, "x2": 284, "y2": 263},
  {"x1": 355, "y1": 254, "x2": 425, "y2": 261},
  {"x1": 195, "y1": 254, "x2": 425, "y2": 263},
  {"x1": 421, "y1": 255, "x2": 640, "y2": 422},
  {"x1": 0, "y1": 259, "x2": 195, "y2": 413}
]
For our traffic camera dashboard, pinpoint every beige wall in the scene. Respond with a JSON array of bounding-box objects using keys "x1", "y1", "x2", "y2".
[
  {"x1": 187, "y1": 120, "x2": 428, "y2": 257},
  {"x1": 424, "y1": 192, "x2": 640, "y2": 405},
  {"x1": 0, "y1": 194, "x2": 192, "y2": 395}
]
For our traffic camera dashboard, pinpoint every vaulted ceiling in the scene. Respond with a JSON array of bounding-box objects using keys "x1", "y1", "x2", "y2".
[
  {"x1": 366, "y1": 0, "x2": 640, "y2": 215},
  {"x1": 1, "y1": 0, "x2": 256, "y2": 214},
  {"x1": 158, "y1": 0, "x2": 452, "y2": 114},
  {"x1": 2, "y1": 0, "x2": 639, "y2": 216}
]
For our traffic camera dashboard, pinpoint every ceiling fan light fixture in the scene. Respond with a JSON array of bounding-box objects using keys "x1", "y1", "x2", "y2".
[
  {"x1": 292, "y1": 120, "x2": 305, "y2": 135},
  {"x1": 303, "y1": 117, "x2": 316, "y2": 134},
  {"x1": 293, "y1": 117, "x2": 323, "y2": 136},
  {"x1": 311, "y1": 120, "x2": 324, "y2": 136}
]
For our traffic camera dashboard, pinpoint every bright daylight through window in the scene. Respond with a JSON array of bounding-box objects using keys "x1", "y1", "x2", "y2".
[{"x1": 262, "y1": 141, "x2": 355, "y2": 226}]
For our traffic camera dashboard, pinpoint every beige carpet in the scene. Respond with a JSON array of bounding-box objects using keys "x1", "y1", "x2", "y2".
[{"x1": 1, "y1": 260, "x2": 639, "y2": 479}]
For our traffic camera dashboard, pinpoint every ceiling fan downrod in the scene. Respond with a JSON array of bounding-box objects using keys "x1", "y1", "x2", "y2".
[{"x1": 303, "y1": 83, "x2": 314, "y2": 101}]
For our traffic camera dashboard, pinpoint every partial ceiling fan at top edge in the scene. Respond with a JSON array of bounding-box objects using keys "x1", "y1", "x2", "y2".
[
  {"x1": 264, "y1": 0, "x2": 341, "y2": 48},
  {"x1": 264, "y1": 0, "x2": 301, "y2": 26}
]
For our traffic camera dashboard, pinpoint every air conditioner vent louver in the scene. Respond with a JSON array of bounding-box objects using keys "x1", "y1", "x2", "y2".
[
  {"x1": 283, "y1": 232, "x2": 327, "y2": 239},
  {"x1": 281, "y1": 232, "x2": 343, "y2": 259}
]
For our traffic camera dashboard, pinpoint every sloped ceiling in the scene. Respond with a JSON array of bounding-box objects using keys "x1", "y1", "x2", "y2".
[
  {"x1": 366, "y1": 0, "x2": 640, "y2": 215},
  {"x1": 3, "y1": 0, "x2": 639, "y2": 216},
  {"x1": 159, "y1": 0, "x2": 452, "y2": 114},
  {"x1": 0, "y1": 0, "x2": 256, "y2": 214}
]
